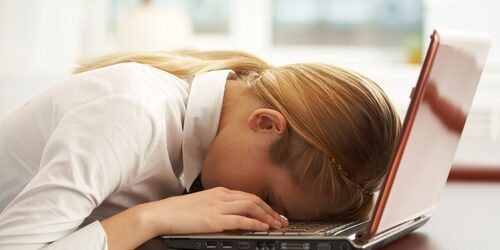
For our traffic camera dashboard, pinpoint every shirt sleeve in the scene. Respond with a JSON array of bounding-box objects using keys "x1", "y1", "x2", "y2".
[{"x1": 0, "y1": 94, "x2": 162, "y2": 250}]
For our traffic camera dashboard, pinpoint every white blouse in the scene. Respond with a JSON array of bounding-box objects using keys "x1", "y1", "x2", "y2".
[{"x1": 0, "y1": 62, "x2": 231, "y2": 249}]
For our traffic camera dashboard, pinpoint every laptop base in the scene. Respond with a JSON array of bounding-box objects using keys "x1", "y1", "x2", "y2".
[{"x1": 163, "y1": 215, "x2": 430, "y2": 250}]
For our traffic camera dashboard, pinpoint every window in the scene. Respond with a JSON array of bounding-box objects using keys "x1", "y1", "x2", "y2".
[
  {"x1": 185, "y1": 0, "x2": 229, "y2": 33},
  {"x1": 273, "y1": 0, "x2": 423, "y2": 47}
]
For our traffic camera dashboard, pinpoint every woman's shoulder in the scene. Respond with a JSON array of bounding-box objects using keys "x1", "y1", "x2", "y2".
[
  {"x1": 50, "y1": 62, "x2": 190, "y2": 115},
  {"x1": 72, "y1": 62, "x2": 189, "y2": 96}
]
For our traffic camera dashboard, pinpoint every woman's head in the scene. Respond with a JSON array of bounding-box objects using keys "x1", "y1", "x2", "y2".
[
  {"x1": 75, "y1": 50, "x2": 401, "y2": 221},
  {"x1": 250, "y1": 64, "x2": 401, "y2": 220}
]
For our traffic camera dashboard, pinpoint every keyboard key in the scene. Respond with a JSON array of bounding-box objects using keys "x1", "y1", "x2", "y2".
[{"x1": 253, "y1": 231, "x2": 269, "y2": 236}]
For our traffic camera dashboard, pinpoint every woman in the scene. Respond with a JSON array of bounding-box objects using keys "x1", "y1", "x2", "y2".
[{"x1": 0, "y1": 50, "x2": 401, "y2": 249}]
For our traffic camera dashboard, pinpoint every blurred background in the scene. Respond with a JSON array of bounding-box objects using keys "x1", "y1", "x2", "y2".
[{"x1": 0, "y1": 0, "x2": 499, "y2": 167}]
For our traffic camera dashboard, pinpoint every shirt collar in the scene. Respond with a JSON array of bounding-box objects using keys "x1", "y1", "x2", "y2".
[{"x1": 182, "y1": 70, "x2": 232, "y2": 192}]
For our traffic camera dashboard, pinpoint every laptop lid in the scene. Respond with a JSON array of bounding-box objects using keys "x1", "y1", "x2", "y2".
[{"x1": 364, "y1": 28, "x2": 491, "y2": 239}]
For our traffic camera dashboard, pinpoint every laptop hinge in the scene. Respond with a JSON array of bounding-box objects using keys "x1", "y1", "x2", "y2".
[{"x1": 351, "y1": 214, "x2": 431, "y2": 249}]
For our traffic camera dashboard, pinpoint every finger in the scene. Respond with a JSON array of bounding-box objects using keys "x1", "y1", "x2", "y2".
[
  {"x1": 280, "y1": 214, "x2": 289, "y2": 227},
  {"x1": 209, "y1": 188, "x2": 285, "y2": 227},
  {"x1": 225, "y1": 190, "x2": 284, "y2": 226},
  {"x1": 219, "y1": 215, "x2": 270, "y2": 232},
  {"x1": 221, "y1": 200, "x2": 282, "y2": 229}
]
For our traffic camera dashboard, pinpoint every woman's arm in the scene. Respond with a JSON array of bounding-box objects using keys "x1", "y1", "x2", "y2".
[
  {"x1": 0, "y1": 95, "x2": 163, "y2": 249},
  {"x1": 101, "y1": 204, "x2": 156, "y2": 250},
  {"x1": 102, "y1": 187, "x2": 288, "y2": 250}
]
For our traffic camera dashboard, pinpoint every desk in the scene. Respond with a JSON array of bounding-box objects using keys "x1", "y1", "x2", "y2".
[{"x1": 381, "y1": 182, "x2": 500, "y2": 250}]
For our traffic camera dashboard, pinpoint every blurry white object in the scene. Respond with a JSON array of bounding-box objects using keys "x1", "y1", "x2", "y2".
[{"x1": 116, "y1": 1, "x2": 194, "y2": 51}]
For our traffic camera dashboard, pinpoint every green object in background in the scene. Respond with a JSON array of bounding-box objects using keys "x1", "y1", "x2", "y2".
[{"x1": 405, "y1": 33, "x2": 423, "y2": 64}]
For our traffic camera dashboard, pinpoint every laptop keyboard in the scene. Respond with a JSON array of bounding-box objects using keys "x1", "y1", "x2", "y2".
[{"x1": 241, "y1": 221, "x2": 354, "y2": 236}]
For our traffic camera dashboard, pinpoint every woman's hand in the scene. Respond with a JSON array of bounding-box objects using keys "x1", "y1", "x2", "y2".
[
  {"x1": 102, "y1": 187, "x2": 288, "y2": 250},
  {"x1": 144, "y1": 186, "x2": 289, "y2": 236}
]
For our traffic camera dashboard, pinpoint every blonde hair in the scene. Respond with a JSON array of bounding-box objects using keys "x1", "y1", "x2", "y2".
[{"x1": 75, "y1": 50, "x2": 401, "y2": 221}]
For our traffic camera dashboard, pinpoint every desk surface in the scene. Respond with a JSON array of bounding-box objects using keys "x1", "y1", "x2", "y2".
[{"x1": 381, "y1": 182, "x2": 500, "y2": 250}]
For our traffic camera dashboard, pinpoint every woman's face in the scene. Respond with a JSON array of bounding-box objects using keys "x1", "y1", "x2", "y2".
[{"x1": 201, "y1": 108, "x2": 328, "y2": 220}]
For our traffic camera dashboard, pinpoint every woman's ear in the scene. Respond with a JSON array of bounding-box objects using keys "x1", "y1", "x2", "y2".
[{"x1": 248, "y1": 109, "x2": 287, "y2": 135}]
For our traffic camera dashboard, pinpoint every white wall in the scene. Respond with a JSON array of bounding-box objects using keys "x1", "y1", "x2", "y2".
[
  {"x1": 424, "y1": 0, "x2": 500, "y2": 62},
  {"x1": 0, "y1": 0, "x2": 111, "y2": 117},
  {"x1": 0, "y1": 0, "x2": 84, "y2": 73}
]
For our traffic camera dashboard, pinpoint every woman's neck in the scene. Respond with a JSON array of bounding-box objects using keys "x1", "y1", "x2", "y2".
[{"x1": 218, "y1": 79, "x2": 265, "y2": 133}]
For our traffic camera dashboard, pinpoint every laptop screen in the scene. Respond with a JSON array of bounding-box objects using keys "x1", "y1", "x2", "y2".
[{"x1": 367, "y1": 29, "x2": 491, "y2": 238}]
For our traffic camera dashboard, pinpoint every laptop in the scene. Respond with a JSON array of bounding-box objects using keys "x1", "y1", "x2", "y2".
[{"x1": 163, "y1": 28, "x2": 491, "y2": 250}]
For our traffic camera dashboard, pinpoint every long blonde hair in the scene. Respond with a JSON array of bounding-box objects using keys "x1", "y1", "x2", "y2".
[{"x1": 75, "y1": 50, "x2": 401, "y2": 221}]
